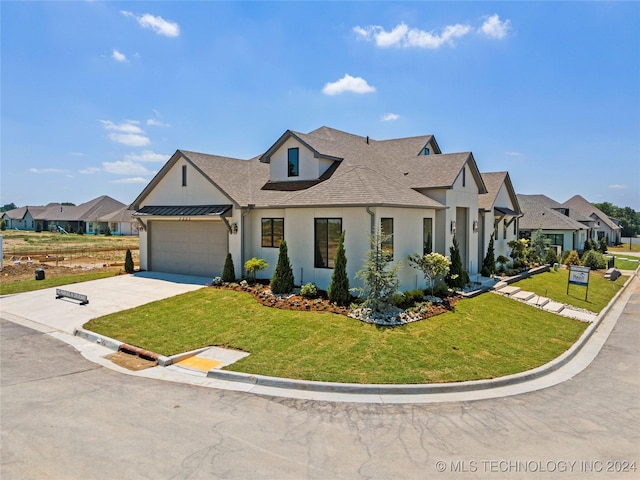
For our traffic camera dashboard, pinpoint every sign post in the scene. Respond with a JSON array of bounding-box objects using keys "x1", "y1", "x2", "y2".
[{"x1": 567, "y1": 265, "x2": 590, "y2": 301}]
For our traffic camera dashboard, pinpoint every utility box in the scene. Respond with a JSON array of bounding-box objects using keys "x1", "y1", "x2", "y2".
[{"x1": 35, "y1": 268, "x2": 45, "y2": 280}]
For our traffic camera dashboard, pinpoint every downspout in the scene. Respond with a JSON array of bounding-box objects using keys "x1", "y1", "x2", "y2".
[
  {"x1": 241, "y1": 205, "x2": 253, "y2": 277},
  {"x1": 366, "y1": 207, "x2": 375, "y2": 241}
]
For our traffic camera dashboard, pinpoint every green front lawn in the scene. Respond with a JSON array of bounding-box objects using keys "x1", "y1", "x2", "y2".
[
  {"x1": 510, "y1": 269, "x2": 627, "y2": 313},
  {"x1": 85, "y1": 288, "x2": 587, "y2": 384},
  {"x1": 0, "y1": 271, "x2": 120, "y2": 295},
  {"x1": 608, "y1": 254, "x2": 640, "y2": 271}
]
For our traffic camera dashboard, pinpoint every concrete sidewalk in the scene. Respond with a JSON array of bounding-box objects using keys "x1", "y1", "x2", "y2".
[{"x1": 0, "y1": 271, "x2": 210, "y2": 334}]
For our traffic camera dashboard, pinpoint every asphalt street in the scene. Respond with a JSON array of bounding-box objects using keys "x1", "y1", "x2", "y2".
[{"x1": 1, "y1": 279, "x2": 638, "y2": 479}]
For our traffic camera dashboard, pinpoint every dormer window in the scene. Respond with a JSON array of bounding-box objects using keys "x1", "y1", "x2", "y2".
[
  {"x1": 288, "y1": 148, "x2": 299, "y2": 177},
  {"x1": 424, "y1": 147, "x2": 430, "y2": 155}
]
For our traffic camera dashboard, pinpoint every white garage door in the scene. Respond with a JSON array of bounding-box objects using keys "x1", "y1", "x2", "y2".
[{"x1": 149, "y1": 220, "x2": 228, "y2": 277}]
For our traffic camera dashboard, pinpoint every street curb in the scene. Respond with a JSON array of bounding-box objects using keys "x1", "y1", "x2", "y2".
[
  {"x1": 74, "y1": 327, "x2": 123, "y2": 351},
  {"x1": 207, "y1": 271, "x2": 637, "y2": 395}
]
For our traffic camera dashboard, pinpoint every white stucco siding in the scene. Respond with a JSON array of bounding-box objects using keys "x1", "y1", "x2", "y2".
[
  {"x1": 142, "y1": 157, "x2": 233, "y2": 207},
  {"x1": 243, "y1": 206, "x2": 437, "y2": 292},
  {"x1": 269, "y1": 137, "x2": 335, "y2": 182},
  {"x1": 444, "y1": 185, "x2": 480, "y2": 275}
]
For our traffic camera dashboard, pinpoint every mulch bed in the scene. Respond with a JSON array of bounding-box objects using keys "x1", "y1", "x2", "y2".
[{"x1": 212, "y1": 282, "x2": 459, "y2": 322}]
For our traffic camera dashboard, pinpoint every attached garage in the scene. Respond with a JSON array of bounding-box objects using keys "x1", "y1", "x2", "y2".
[{"x1": 148, "y1": 220, "x2": 228, "y2": 277}]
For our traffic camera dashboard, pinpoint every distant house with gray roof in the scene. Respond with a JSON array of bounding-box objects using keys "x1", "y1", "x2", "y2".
[
  {"x1": 562, "y1": 195, "x2": 622, "y2": 244},
  {"x1": 517, "y1": 194, "x2": 589, "y2": 251},
  {"x1": 130, "y1": 126, "x2": 518, "y2": 291}
]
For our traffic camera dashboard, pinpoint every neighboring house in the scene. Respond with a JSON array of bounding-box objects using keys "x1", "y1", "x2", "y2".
[
  {"x1": 42, "y1": 195, "x2": 125, "y2": 233},
  {"x1": 97, "y1": 207, "x2": 139, "y2": 236},
  {"x1": 478, "y1": 172, "x2": 522, "y2": 266},
  {"x1": 517, "y1": 194, "x2": 588, "y2": 252},
  {"x1": 562, "y1": 194, "x2": 622, "y2": 245},
  {"x1": 131, "y1": 126, "x2": 494, "y2": 292},
  {"x1": 2, "y1": 205, "x2": 54, "y2": 230}
]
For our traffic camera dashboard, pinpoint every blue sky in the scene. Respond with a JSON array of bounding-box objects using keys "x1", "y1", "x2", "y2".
[{"x1": 2, "y1": 1, "x2": 639, "y2": 210}]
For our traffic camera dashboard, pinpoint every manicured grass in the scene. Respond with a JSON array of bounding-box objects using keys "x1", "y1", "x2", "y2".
[
  {"x1": 510, "y1": 269, "x2": 627, "y2": 313},
  {"x1": 607, "y1": 254, "x2": 640, "y2": 271},
  {"x1": 0, "y1": 271, "x2": 120, "y2": 295},
  {"x1": 609, "y1": 243, "x2": 640, "y2": 253},
  {"x1": 85, "y1": 288, "x2": 587, "y2": 384}
]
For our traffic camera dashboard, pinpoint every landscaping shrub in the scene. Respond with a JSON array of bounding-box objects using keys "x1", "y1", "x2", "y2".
[
  {"x1": 446, "y1": 235, "x2": 469, "y2": 289},
  {"x1": 270, "y1": 240, "x2": 294, "y2": 294},
  {"x1": 581, "y1": 250, "x2": 607, "y2": 270},
  {"x1": 598, "y1": 236, "x2": 608, "y2": 253},
  {"x1": 391, "y1": 289, "x2": 425, "y2": 310},
  {"x1": 222, "y1": 253, "x2": 235, "y2": 283},
  {"x1": 124, "y1": 248, "x2": 134, "y2": 273},
  {"x1": 353, "y1": 228, "x2": 401, "y2": 311},
  {"x1": 300, "y1": 283, "x2": 318, "y2": 298},
  {"x1": 408, "y1": 251, "x2": 450, "y2": 296},
  {"x1": 583, "y1": 238, "x2": 593, "y2": 252},
  {"x1": 105, "y1": 227, "x2": 112, "y2": 236},
  {"x1": 328, "y1": 231, "x2": 350, "y2": 305},
  {"x1": 482, "y1": 234, "x2": 496, "y2": 276},
  {"x1": 77, "y1": 227, "x2": 84, "y2": 235},
  {"x1": 529, "y1": 229, "x2": 548, "y2": 264},
  {"x1": 508, "y1": 238, "x2": 529, "y2": 270},
  {"x1": 245, "y1": 258, "x2": 268, "y2": 282},
  {"x1": 564, "y1": 250, "x2": 581, "y2": 266},
  {"x1": 0, "y1": 220, "x2": 5, "y2": 231},
  {"x1": 496, "y1": 255, "x2": 510, "y2": 274},
  {"x1": 35, "y1": 222, "x2": 42, "y2": 233},
  {"x1": 211, "y1": 276, "x2": 223, "y2": 286},
  {"x1": 543, "y1": 248, "x2": 559, "y2": 265}
]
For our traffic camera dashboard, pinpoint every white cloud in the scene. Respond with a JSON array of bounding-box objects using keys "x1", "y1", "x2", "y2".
[
  {"x1": 100, "y1": 120, "x2": 143, "y2": 134},
  {"x1": 322, "y1": 74, "x2": 376, "y2": 95},
  {"x1": 112, "y1": 49, "x2": 127, "y2": 62},
  {"x1": 609, "y1": 184, "x2": 627, "y2": 189},
  {"x1": 107, "y1": 133, "x2": 151, "y2": 147},
  {"x1": 102, "y1": 160, "x2": 152, "y2": 175},
  {"x1": 381, "y1": 113, "x2": 400, "y2": 122},
  {"x1": 124, "y1": 150, "x2": 169, "y2": 162},
  {"x1": 354, "y1": 22, "x2": 471, "y2": 49},
  {"x1": 79, "y1": 167, "x2": 102, "y2": 175},
  {"x1": 110, "y1": 177, "x2": 150, "y2": 184},
  {"x1": 29, "y1": 167, "x2": 68, "y2": 174},
  {"x1": 121, "y1": 10, "x2": 180, "y2": 37},
  {"x1": 479, "y1": 14, "x2": 511, "y2": 39},
  {"x1": 147, "y1": 118, "x2": 170, "y2": 127}
]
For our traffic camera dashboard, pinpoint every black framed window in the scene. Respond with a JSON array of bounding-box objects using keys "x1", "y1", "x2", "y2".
[
  {"x1": 314, "y1": 218, "x2": 342, "y2": 268},
  {"x1": 381, "y1": 218, "x2": 394, "y2": 259},
  {"x1": 288, "y1": 148, "x2": 299, "y2": 177},
  {"x1": 261, "y1": 218, "x2": 284, "y2": 248},
  {"x1": 181, "y1": 165, "x2": 187, "y2": 187},
  {"x1": 423, "y1": 218, "x2": 433, "y2": 254}
]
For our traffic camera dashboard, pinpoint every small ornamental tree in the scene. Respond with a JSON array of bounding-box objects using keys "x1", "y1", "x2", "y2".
[
  {"x1": 270, "y1": 240, "x2": 294, "y2": 294},
  {"x1": 508, "y1": 238, "x2": 530, "y2": 269},
  {"x1": 222, "y1": 253, "x2": 235, "y2": 283},
  {"x1": 353, "y1": 228, "x2": 401, "y2": 311},
  {"x1": 328, "y1": 231, "x2": 350, "y2": 305},
  {"x1": 124, "y1": 249, "x2": 134, "y2": 273},
  {"x1": 481, "y1": 233, "x2": 496, "y2": 277},
  {"x1": 408, "y1": 252, "x2": 451, "y2": 296},
  {"x1": 446, "y1": 234, "x2": 469, "y2": 289},
  {"x1": 529, "y1": 229, "x2": 548, "y2": 264},
  {"x1": 543, "y1": 247, "x2": 559, "y2": 266},
  {"x1": 244, "y1": 258, "x2": 268, "y2": 282},
  {"x1": 564, "y1": 250, "x2": 581, "y2": 267},
  {"x1": 583, "y1": 238, "x2": 593, "y2": 252},
  {"x1": 0, "y1": 219, "x2": 5, "y2": 231},
  {"x1": 598, "y1": 236, "x2": 608, "y2": 253}
]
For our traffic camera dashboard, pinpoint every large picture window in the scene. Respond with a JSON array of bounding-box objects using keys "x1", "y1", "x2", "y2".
[
  {"x1": 261, "y1": 218, "x2": 284, "y2": 248},
  {"x1": 314, "y1": 218, "x2": 342, "y2": 268},
  {"x1": 288, "y1": 148, "x2": 299, "y2": 177},
  {"x1": 542, "y1": 233, "x2": 564, "y2": 246},
  {"x1": 381, "y1": 218, "x2": 394, "y2": 259},
  {"x1": 423, "y1": 218, "x2": 433, "y2": 254}
]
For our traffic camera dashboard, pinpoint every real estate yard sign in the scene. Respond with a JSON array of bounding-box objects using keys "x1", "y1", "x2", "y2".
[{"x1": 567, "y1": 265, "x2": 590, "y2": 300}]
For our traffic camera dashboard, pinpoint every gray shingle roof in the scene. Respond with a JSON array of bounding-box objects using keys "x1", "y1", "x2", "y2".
[
  {"x1": 132, "y1": 126, "x2": 491, "y2": 211},
  {"x1": 562, "y1": 195, "x2": 621, "y2": 231},
  {"x1": 478, "y1": 172, "x2": 522, "y2": 214},
  {"x1": 518, "y1": 194, "x2": 587, "y2": 231},
  {"x1": 40, "y1": 196, "x2": 125, "y2": 222}
]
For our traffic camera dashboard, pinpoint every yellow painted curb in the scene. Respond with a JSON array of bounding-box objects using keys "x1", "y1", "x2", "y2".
[{"x1": 177, "y1": 356, "x2": 223, "y2": 371}]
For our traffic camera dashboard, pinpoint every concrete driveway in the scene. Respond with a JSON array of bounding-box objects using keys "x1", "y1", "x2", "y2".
[{"x1": 0, "y1": 271, "x2": 210, "y2": 334}]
